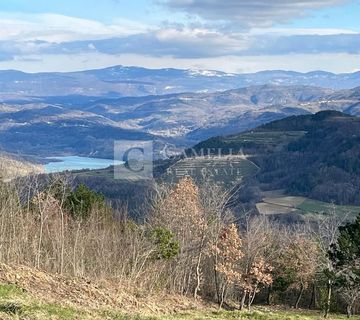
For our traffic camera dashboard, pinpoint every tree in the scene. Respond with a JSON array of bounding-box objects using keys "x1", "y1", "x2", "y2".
[
  {"x1": 241, "y1": 258, "x2": 273, "y2": 311},
  {"x1": 329, "y1": 214, "x2": 360, "y2": 318},
  {"x1": 151, "y1": 177, "x2": 207, "y2": 297},
  {"x1": 310, "y1": 207, "x2": 348, "y2": 318},
  {"x1": 212, "y1": 223, "x2": 243, "y2": 308},
  {"x1": 66, "y1": 184, "x2": 106, "y2": 219},
  {"x1": 278, "y1": 234, "x2": 320, "y2": 309},
  {"x1": 237, "y1": 215, "x2": 277, "y2": 310},
  {"x1": 149, "y1": 227, "x2": 180, "y2": 260}
]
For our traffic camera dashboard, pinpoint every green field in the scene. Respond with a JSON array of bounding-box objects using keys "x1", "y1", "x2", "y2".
[
  {"x1": 297, "y1": 199, "x2": 360, "y2": 216},
  {"x1": 256, "y1": 194, "x2": 360, "y2": 218}
]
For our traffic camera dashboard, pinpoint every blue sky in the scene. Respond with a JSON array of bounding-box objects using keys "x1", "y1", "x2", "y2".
[{"x1": 0, "y1": 0, "x2": 359, "y2": 73}]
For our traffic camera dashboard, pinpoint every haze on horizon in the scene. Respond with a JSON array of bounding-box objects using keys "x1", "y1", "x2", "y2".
[{"x1": 0, "y1": 0, "x2": 359, "y2": 73}]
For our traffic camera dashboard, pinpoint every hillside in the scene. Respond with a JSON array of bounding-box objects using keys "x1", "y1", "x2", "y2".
[
  {"x1": 0, "y1": 263, "x2": 357, "y2": 320},
  {"x1": 191, "y1": 111, "x2": 360, "y2": 206},
  {"x1": 0, "y1": 154, "x2": 43, "y2": 181}
]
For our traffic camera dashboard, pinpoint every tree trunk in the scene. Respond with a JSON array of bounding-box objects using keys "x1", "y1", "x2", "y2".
[
  {"x1": 308, "y1": 283, "x2": 316, "y2": 309},
  {"x1": 248, "y1": 284, "x2": 258, "y2": 311},
  {"x1": 267, "y1": 285, "x2": 272, "y2": 305},
  {"x1": 213, "y1": 257, "x2": 221, "y2": 307},
  {"x1": 239, "y1": 291, "x2": 247, "y2": 311},
  {"x1": 194, "y1": 250, "x2": 203, "y2": 299},
  {"x1": 248, "y1": 292, "x2": 252, "y2": 312},
  {"x1": 347, "y1": 304, "x2": 352, "y2": 318},
  {"x1": 294, "y1": 284, "x2": 304, "y2": 309},
  {"x1": 324, "y1": 280, "x2": 332, "y2": 318},
  {"x1": 219, "y1": 283, "x2": 227, "y2": 309}
]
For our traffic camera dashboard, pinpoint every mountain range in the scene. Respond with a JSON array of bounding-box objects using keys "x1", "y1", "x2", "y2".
[
  {"x1": 1, "y1": 66, "x2": 360, "y2": 101},
  {"x1": 1, "y1": 81, "x2": 360, "y2": 158}
]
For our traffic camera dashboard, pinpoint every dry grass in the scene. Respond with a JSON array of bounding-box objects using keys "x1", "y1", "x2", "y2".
[
  {"x1": 0, "y1": 262, "x2": 208, "y2": 318},
  {"x1": 0, "y1": 263, "x2": 358, "y2": 320}
]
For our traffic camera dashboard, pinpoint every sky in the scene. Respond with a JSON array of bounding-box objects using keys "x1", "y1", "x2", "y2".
[{"x1": 0, "y1": 0, "x2": 359, "y2": 73}]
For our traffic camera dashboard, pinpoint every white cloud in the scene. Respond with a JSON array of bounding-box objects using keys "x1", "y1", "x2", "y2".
[
  {"x1": 250, "y1": 27, "x2": 358, "y2": 36},
  {"x1": 0, "y1": 13, "x2": 150, "y2": 42},
  {"x1": 0, "y1": 6, "x2": 358, "y2": 73},
  {"x1": 162, "y1": 0, "x2": 350, "y2": 27},
  {"x1": 154, "y1": 27, "x2": 249, "y2": 55}
]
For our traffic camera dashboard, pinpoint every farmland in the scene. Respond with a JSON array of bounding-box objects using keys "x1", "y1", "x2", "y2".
[{"x1": 256, "y1": 191, "x2": 360, "y2": 217}]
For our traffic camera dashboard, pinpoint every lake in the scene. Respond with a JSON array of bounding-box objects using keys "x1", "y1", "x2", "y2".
[{"x1": 44, "y1": 156, "x2": 123, "y2": 173}]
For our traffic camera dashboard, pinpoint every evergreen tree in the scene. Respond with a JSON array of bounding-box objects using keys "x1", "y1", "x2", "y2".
[
  {"x1": 66, "y1": 184, "x2": 106, "y2": 219},
  {"x1": 329, "y1": 214, "x2": 360, "y2": 317}
]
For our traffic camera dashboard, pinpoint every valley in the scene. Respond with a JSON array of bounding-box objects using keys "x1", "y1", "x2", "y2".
[
  {"x1": 2, "y1": 0, "x2": 360, "y2": 318},
  {"x1": 1, "y1": 68, "x2": 360, "y2": 319}
]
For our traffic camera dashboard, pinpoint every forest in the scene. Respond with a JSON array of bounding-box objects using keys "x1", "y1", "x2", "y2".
[
  {"x1": 193, "y1": 111, "x2": 360, "y2": 205},
  {"x1": 0, "y1": 174, "x2": 359, "y2": 318}
]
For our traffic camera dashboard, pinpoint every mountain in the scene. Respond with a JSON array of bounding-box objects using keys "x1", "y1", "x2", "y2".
[
  {"x1": 192, "y1": 111, "x2": 360, "y2": 206},
  {"x1": 1, "y1": 84, "x2": 360, "y2": 158},
  {"x1": 1, "y1": 66, "x2": 360, "y2": 101}
]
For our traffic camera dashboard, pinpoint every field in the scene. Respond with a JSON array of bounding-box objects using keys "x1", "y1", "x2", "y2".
[{"x1": 256, "y1": 191, "x2": 360, "y2": 217}]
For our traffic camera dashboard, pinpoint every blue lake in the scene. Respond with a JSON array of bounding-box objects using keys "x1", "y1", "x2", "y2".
[{"x1": 45, "y1": 156, "x2": 123, "y2": 173}]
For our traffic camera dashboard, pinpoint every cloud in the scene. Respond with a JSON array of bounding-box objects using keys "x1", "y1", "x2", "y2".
[
  {"x1": 0, "y1": 13, "x2": 150, "y2": 42},
  {"x1": 0, "y1": 7, "x2": 358, "y2": 72},
  {"x1": 162, "y1": 0, "x2": 349, "y2": 27},
  {"x1": 38, "y1": 28, "x2": 249, "y2": 58},
  {"x1": 250, "y1": 27, "x2": 357, "y2": 36},
  {"x1": 246, "y1": 33, "x2": 360, "y2": 55},
  {"x1": 31, "y1": 29, "x2": 359, "y2": 59}
]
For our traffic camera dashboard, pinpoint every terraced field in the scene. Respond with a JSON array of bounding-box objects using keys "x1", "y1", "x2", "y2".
[
  {"x1": 225, "y1": 130, "x2": 306, "y2": 146},
  {"x1": 163, "y1": 156, "x2": 259, "y2": 186}
]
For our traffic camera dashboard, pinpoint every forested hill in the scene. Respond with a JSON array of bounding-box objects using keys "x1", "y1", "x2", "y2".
[{"x1": 193, "y1": 111, "x2": 360, "y2": 205}]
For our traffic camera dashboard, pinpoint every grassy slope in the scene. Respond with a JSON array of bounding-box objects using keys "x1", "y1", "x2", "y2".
[
  {"x1": 0, "y1": 283, "x2": 359, "y2": 320},
  {"x1": 2, "y1": 255, "x2": 360, "y2": 320}
]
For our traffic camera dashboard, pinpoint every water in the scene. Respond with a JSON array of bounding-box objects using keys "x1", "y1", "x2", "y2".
[{"x1": 44, "y1": 156, "x2": 123, "y2": 173}]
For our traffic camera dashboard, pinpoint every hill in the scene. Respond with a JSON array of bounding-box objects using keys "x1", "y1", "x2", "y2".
[
  {"x1": 0, "y1": 154, "x2": 43, "y2": 181},
  {"x1": 0, "y1": 263, "x2": 357, "y2": 320},
  {"x1": 191, "y1": 111, "x2": 360, "y2": 206},
  {"x1": 1, "y1": 84, "x2": 360, "y2": 158}
]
